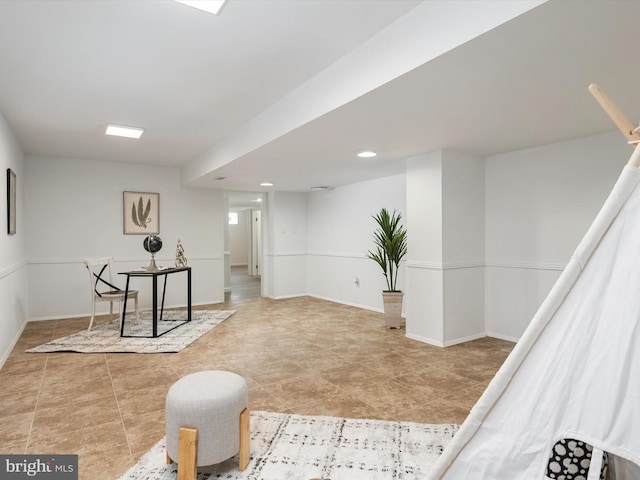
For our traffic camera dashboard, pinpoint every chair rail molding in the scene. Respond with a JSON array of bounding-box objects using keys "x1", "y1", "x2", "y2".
[
  {"x1": 406, "y1": 260, "x2": 484, "y2": 270},
  {"x1": 485, "y1": 259, "x2": 566, "y2": 271},
  {"x1": 0, "y1": 260, "x2": 26, "y2": 279},
  {"x1": 27, "y1": 254, "x2": 223, "y2": 266}
]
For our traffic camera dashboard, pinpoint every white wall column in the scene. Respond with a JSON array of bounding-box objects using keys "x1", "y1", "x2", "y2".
[
  {"x1": 406, "y1": 151, "x2": 444, "y2": 344},
  {"x1": 266, "y1": 191, "x2": 308, "y2": 299},
  {"x1": 406, "y1": 150, "x2": 485, "y2": 346}
]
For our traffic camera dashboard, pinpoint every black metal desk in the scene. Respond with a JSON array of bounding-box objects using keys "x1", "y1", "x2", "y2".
[{"x1": 119, "y1": 266, "x2": 191, "y2": 338}]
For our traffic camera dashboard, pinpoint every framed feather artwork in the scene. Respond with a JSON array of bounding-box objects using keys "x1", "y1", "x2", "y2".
[{"x1": 123, "y1": 191, "x2": 159, "y2": 235}]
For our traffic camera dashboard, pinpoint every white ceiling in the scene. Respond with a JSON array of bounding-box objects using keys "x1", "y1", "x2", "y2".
[{"x1": 1, "y1": 0, "x2": 640, "y2": 202}]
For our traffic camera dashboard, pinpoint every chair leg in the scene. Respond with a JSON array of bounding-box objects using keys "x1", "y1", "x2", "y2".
[
  {"x1": 118, "y1": 300, "x2": 125, "y2": 330},
  {"x1": 88, "y1": 300, "x2": 96, "y2": 331},
  {"x1": 134, "y1": 295, "x2": 140, "y2": 323},
  {"x1": 239, "y1": 408, "x2": 250, "y2": 471},
  {"x1": 178, "y1": 426, "x2": 198, "y2": 480}
]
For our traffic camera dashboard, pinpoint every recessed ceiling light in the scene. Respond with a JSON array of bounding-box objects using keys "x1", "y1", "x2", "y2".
[
  {"x1": 253, "y1": 198, "x2": 263, "y2": 202},
  {"x1": 357, "y1": 150, "x2": 377, "y2": 158},
  {"x1": 174, "y1": 0, "x2": 227, "y2": 15},
  {"x1": 106, "y1": 124, "x2": 144, "y2": 139},
  {"x1": 260, "y1": 182, "x2": 274, "y2": 187}
]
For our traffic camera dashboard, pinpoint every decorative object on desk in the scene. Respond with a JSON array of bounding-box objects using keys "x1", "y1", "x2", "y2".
[
  {"x1": 143, "y1": 234, "x2": 163, "y2": 271},
  {"x1": 25, "y1": 309, "x2": 235, "y2": 354},
  {"x1": 366, "y1": 208, "x2": 407, "y2": 329},
  {"x1": 118, "y1": 411, "x2": 458, "y2": 480},
  {"x1": 123, "y1": 191, "x2": 159, "y2": 235},
  {"x1": 175, "y1": 239, "x2": 187, "y2": 267},
  {"x1": 6, "y1": 168, "x2": 16, "y2": 235}
]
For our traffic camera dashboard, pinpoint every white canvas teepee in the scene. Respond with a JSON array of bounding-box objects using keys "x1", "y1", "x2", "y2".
[{"x1": 428, "y1": 87, "x2": 640, "y2": 480}]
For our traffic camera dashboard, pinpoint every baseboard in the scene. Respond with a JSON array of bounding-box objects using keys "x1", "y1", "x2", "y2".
[
  {"x1": 267, "y1": 293, "x2": 307, "y2": 300},
  {"x1": 405, "y1": 331, "x2": 487, "y2": 348},
  {"x1": 28, "y1": 300, "x2": 226, "y2": 322},
  {"x1": 486, "y1": 331, "x2": 520, "y2": 343},
  {"x1": 443, "y1": 332, "x2": 486, "y2": 347},
  {"x1": 28, "y1": 313, "x2": 87, "y2": 322},
  {"x1": 307, "y1": 294, "x2": 385, "y2": 314},
  {"x1": 405, "y1": 332, "x2": 445, "y2": 347},
  {"x1": 0, "y1": 319, "x2": 28, "y2": 369}
]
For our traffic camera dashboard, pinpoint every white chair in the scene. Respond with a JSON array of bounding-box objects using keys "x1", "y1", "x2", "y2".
[{"x1": 84, "y1": 257, "x2": 139, "y2": 331}]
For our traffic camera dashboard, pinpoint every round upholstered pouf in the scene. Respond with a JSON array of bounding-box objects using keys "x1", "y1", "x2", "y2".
[{"x1": 166, "y1": 370, "x2": 248, "y2": 467}]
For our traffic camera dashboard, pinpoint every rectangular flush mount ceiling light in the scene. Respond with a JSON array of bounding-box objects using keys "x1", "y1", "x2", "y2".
[
  {"x1": 105, "y1": 123, "x2": 144, "y2": 139},
  {"x1": 174, "y1": 0, "x2": 227, "y2": 15}
]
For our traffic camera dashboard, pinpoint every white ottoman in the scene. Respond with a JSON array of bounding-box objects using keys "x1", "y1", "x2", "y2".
[{"x1": 165, "y1": 370, "x2": 250, "y2": 479}]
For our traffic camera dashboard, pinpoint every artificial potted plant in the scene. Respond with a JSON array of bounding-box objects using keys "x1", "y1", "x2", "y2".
[{"x1": 367, "y1": 208, "x2": 407, "y2": 329}]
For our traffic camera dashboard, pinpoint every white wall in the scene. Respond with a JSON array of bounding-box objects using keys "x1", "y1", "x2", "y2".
[
  {"x1": 442, "y1": 150, "x2": 485, "y2": 344},
  {"x1": 25, "y1": 155, "x2": 225, "y2": 320},
  {"x1": 485, "y1": 131, "x2": 628, "y2": 340},
  {"x1": 229, "y1": 209, "x2": 250, "y2": 266},
  {"x1": 406, "y1": 152, "x2": 445, "y2": 342},
  {"x1": 268, "y1": 191, "x2": 308, "y2": 298},
  {"x1": 2, "y1": 122, "x2": 629, "y2": 364},
  {"x1": 307, "y1": 174, "x2": 406, "y2": 311},
  {"x1": 0, "y1": 113, "x2": 27, "y2": 366},
  {"x1": 405, "y1": 151, "x2": 485, "y2": 346}
]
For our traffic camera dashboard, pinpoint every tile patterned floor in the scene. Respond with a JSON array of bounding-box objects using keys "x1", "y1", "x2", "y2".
[
  {"x1": 0, "y1": 296, "x2": 514, "y2": 479},
  {"x1": 227, "y1": 265, "x2": 261, "y2": 300}
]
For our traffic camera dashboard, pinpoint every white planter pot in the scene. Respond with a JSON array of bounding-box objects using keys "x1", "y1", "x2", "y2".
[{"x1": 382, "y1": 291, "x2": 404, "y2": 329}]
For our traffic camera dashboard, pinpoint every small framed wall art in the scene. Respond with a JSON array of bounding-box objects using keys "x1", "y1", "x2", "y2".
[
  {"x1": 7, "y1": 168, "x2": 16, "y2": 235},
  {"x1": 123, "y1": 191, "x2": 159, "y2": 235}
]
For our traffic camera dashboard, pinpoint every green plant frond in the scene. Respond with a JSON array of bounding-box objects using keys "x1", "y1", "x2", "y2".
[
  {"x1": 367, "y1": 208, "x2": 407, "y2": 292},
  {"x1": 143, "y1": 198, "x2": 151, "y2": 222},
  {"x1": 137, "y1": 197, "x2": 145, "y2": 224},
  {"x1": 131, "y1": 203, "x2": 139, "y2": 227}
]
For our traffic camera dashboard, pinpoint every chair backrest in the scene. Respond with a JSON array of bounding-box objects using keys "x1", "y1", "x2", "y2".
[{"x1": 84, "y1": 257, "x2": 120, "y2": 297}]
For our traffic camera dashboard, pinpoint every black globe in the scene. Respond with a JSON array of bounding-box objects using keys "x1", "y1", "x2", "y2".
[{"x1": 143, "y1": 235, "x2": 163, "y2": 254}]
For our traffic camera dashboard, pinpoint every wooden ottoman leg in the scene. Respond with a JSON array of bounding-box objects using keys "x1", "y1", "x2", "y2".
[
  {"x1": 166, "y1": 450, "x2": 172, "y2": 464},
  {"x1": 239, "y1": 408, "x2": 250, "y2": 471},
  {"x1": 178, "y1": 426, "x2": 198, "y2": 480}
]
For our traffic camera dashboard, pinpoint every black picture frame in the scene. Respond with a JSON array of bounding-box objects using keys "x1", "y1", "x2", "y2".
[{"x1": 7, "y1": 168, "x2": 16, "y2": 235}]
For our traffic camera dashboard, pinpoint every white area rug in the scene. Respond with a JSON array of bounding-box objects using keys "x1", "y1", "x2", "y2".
[
  {"x1": 119, "y1": 411, "x2": 458, "y2": 480},
  {"x1": 26, "y1": 310, "x2": 234, "y2": 354}
]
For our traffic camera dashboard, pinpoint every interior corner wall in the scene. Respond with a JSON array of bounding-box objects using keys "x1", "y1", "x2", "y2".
[
  {"x1": 24, "y1": 155, "x2": 225, "y2": 320},
  {"x1": 405, "y1": 151, "x2": 485, "y2": 346},
  {"x1": 405, "y1": 151, "x2": 445, "y2": 344},
  {"x1": 485, "y1": 131, "x2": 629, "y2": 341},
  {"x1": 306, "y1": 174, "x2": 407, "y2": 312},
  {"x1": 0, "y1": 112, "x2": 27, "y2": 366},
  {"x1": 441, "y1": 150, "x2": 485, "y2": 344},
  {"x1": 268, "y1": 191, "x2": 308, "y2": 299}
]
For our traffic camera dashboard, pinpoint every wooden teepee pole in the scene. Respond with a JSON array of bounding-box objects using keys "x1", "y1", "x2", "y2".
[{"x1": 588, "y1": 83, "x2": 640, "y2": 148}]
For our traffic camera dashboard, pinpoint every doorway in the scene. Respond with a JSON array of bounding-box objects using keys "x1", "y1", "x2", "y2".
[{"x1": 225, "y1": 193, "x2": 264, "y2": 300}]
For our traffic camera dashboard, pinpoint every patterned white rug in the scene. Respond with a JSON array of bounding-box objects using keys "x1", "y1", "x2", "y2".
[
  {"x1": 26, "y1": 310, "x2": 234, "y2": 354},
  {"x1": 119, "y1": 411, "x2": 458, "y2": 480}
]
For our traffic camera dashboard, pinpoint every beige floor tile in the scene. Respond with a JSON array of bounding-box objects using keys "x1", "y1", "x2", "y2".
[
  {"x1": 122, "y1": 411, "x2": 165, "y2": 457},
  {"x1": 32, "y1": 394, "x2": 121, "y2": 435},
  {"x1": 1, "y1": 295, "x2": 515, "y2": 480},
  {"x1": 0, "y1": 411, "x2": 34, "y2": 444},
  {"x1": 116, "y1": 383, "x2": 170, "y2": 421}
]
